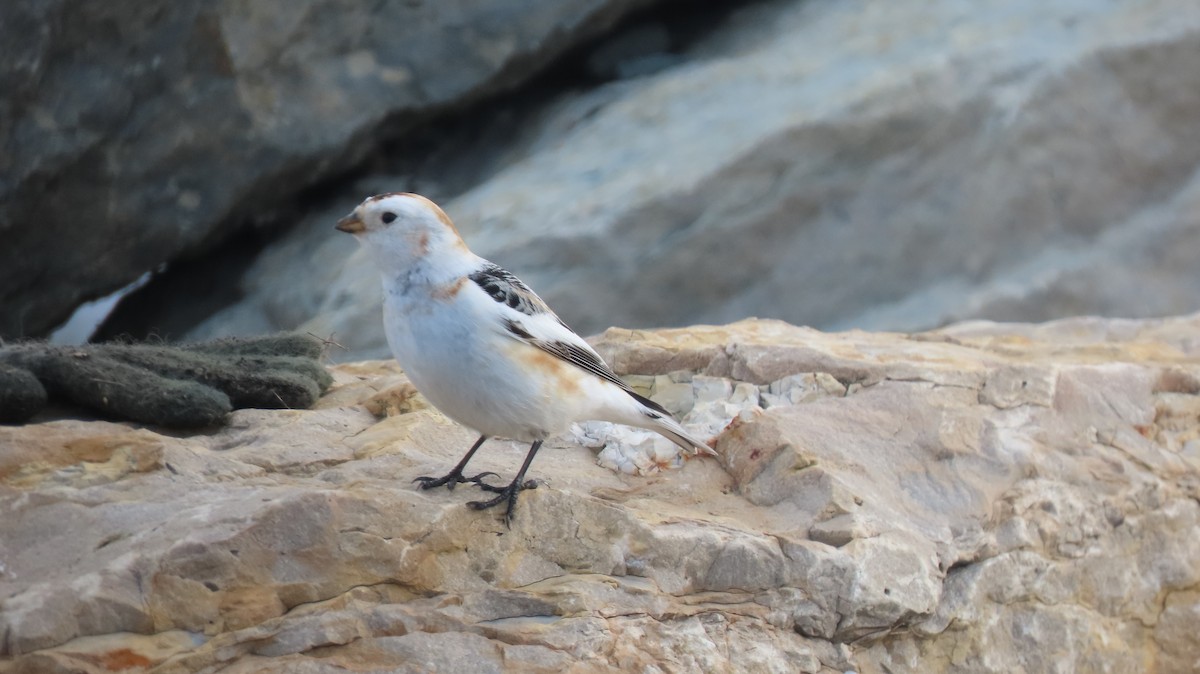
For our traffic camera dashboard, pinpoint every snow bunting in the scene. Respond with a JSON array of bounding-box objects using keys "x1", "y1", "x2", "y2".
[{"x1": 335, "y1": 192, "x2": 714, "y2": 525}]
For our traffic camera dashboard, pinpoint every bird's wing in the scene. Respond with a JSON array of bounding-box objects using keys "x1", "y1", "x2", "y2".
[
  {"x1": 469, "y1": 263, "x2": 559, "y2": 322},
  {"x1": 468, "y1": 262, "x2": 671, "y2": 416}
]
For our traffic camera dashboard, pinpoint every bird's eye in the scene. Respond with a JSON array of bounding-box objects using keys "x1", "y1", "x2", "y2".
[{"x1": 381, "y1": 212, "x2": 397, "y2": 224}]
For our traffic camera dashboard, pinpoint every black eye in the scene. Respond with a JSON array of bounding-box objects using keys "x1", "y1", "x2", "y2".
[{"x1": 381, "y1": 212, "x2": 397, "y2": 224}]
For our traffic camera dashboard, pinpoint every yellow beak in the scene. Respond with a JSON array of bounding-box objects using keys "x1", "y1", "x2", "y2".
[{"x1": 335, "y1": 213, "x2": 365, "y2": 234}]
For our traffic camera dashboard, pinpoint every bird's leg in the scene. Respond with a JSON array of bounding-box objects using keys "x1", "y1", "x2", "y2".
[
  {"x1": 467, "y1": 439, "x2": 543, "y2": 528},
  {"x1": 413, "y1": 435, "x2": 500, "y2": 491}
]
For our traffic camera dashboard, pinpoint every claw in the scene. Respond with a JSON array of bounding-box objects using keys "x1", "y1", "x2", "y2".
[
  {"x1": 467, "y1": 479, "x2": 537, "y2": 528},
  {"x1": 467, "y1": 471, "x2": 501, "y2": 487},
  {"x1": 414, "y1": 470, "x2": 504, "y2": 492},
  {"x1": 414, "y1": 435, "x2": 492, "y2": 492},
  {"x1": 471, "y1": 472, "x2": 507, "y2": 493},
  {"x1": 413, "y1": 474, "x2": 456, "y2": 491}
]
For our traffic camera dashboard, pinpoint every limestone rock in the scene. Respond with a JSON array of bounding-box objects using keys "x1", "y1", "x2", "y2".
[
  {"x1": 2, "y1": 315, "x2": 1198, "y2": 672},
  {"x1": 0, "y1": 0, "x2": 652, "y2": 339}
]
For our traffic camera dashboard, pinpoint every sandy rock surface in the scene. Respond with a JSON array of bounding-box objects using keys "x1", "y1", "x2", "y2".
[{"x1": 2, "y1": 316, "x2": 1198, "y2": 672}]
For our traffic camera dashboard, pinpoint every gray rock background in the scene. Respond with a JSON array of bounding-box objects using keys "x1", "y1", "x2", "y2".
[
  {"x1": 4, "y1": 0, "x2": 1200, "y2": 355},
  {"x1": 0, "y1": 0, "x2": 652, "y2": 339},
  {"x1": 7, "y1": 0, "x2": 1200, "y2": 357}
]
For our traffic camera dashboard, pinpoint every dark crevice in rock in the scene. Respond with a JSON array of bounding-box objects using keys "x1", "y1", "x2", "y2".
[
  {"x1": 93, "y1": 0, "x2": 771, "y2": 343},
  {"x1": 943, "y1": 558, "x2": 975, "y2": 574}
]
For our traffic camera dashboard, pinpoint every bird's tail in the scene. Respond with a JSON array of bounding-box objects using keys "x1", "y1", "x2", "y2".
[
  {"x1": 653, "y1": 415, "x2": 718, "y2": 457},
  {"x1": 628, "y1": 391, "x2": 718, "y2": 457}
]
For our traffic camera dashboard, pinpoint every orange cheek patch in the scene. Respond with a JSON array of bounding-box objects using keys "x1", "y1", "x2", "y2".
[{"x1": 404, "y1": 230, "x2": 430, "y2": 256}]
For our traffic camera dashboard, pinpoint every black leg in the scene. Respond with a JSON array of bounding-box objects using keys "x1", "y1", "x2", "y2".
[
  {"x1": 413, "y1": 435, "x2": 502, "y2": 491},
  {"x1": 467, "y1": 439, "x2": 544, "y2": 528}
]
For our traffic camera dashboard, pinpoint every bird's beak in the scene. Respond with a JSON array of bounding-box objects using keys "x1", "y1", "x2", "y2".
[{"x1": 335, "y1": 212, "x2": 365, "y2": 234}]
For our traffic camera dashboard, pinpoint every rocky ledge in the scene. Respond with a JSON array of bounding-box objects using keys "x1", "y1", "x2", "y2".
[{"x1": 2, "y1": 316, "x2": 1199, "y2": 673}]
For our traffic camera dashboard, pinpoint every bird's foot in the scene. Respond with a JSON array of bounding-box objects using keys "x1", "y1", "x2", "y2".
[
  {"x1": 467, "y1": 479, "x2": 539, "y2": 528},
  {"x1": 413, "y1": 470, "x2": 501, "y2": 492}
]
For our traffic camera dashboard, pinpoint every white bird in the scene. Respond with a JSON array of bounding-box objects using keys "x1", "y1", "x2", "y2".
[{"x1": 335, "y1": 192, "x2": 714, "y2": 524}]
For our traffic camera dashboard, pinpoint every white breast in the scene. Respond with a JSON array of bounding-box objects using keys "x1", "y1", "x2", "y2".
[{"x1": 382, "y1": 291, "x2": 563, "y2": 441}]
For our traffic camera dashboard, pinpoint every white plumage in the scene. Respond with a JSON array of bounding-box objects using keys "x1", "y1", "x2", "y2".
[{"x1": 336, "y1": 192, "x2": 713, "y2": 524}]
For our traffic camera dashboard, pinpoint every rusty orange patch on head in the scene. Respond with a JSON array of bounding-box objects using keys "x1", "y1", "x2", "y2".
[
  {"x1": 369, "y1": 192, "x2": 460, "y2": 234},
  {"x1": 368, "y1": 193, "x2": 465, "y2": 245},
  {"x1": 408, "y1": 193, "x2": 460, "y2": 236}
]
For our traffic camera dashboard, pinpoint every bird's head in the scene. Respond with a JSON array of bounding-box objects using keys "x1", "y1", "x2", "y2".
[{"x1": 335, "y1": 192, "x2": 469, "y2": 268}]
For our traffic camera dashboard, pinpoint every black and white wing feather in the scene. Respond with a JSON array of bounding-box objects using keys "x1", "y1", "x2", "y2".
[
  {"x1": 469, "y1": 264, "x2": 560, "y2": 322},
  {"x1": 467, "y1": 260, "x2": 714, "y2": 456},
  {"x1": 469, "y1": 262, "x2": 667, "y2": 416}
]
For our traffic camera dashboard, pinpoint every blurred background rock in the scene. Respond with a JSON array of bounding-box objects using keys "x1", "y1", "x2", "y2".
[{"x1": 4, "y1": 0, "x2": 1199, "y2": 359}]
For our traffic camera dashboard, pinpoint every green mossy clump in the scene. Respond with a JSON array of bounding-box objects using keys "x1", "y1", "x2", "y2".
[
  {"x1": 0, "y1": 362, "x2": 48, "y2": 423},
  {"x1": 181, "y1": 332, "x2": 327, "y2": 361},
  {"x1": 0, "y1": 333, "x2": 333, "y2": 427},
  {"x1": 35, "y1": 349, "x2": 234, "y2": 427}
]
